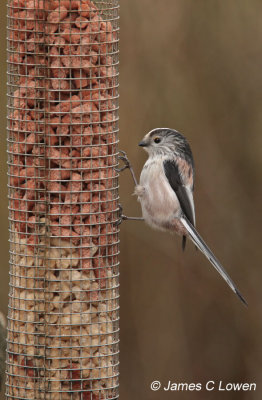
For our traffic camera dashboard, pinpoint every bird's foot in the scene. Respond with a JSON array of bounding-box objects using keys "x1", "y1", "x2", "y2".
[
  {"x1": 114, "y1": 203, "x2": 144, "y2": 226},
  {"x1": 115, "y1": 150, "x2": 131, "y2": 172},
  {"x1": 115, "y1": 150, "x2": 138, "y2": 186}
]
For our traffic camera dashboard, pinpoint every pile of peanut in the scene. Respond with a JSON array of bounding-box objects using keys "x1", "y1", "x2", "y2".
[{"x1": 7, "y1": 1, "x2": 119, "y2": 399}]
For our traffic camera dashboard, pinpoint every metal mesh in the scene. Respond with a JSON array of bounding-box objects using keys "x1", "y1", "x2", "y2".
[{"x1": 6, "y1": 1, "x2": 120, "y2": 398}]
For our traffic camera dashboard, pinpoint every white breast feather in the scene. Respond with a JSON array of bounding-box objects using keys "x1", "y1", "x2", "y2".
[{"x1": 136, "y1": 157, "x2": 182, "y2": 229}]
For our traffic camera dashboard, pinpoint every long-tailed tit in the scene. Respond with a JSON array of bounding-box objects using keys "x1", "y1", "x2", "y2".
[{"x1": 118, "y1": 128, "x2": 246, "y2": 305}]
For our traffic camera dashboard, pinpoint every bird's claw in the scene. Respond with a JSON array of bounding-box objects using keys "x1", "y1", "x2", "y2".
[
  {"x1": 114, "y1": 150, "x2": 131, "y2": 173},
  {"x1": 114, "y1": 215, "x2": 128, "y2": 226},
  {"x1": 114, "y1": 203, "x2": 126, "y2": 226},
  {"x1": 114, "y1": 203, "x2": 143, "y2": 225}
]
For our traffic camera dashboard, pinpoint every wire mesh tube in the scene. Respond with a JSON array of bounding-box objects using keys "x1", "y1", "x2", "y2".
[{"x1": 6, "y1": 0, "x2": 120, "y2": 398}]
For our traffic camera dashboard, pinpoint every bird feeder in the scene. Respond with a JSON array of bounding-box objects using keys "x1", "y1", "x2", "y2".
[{"x1": 6, "y1": 0, "x2": 120, "y2": 398}]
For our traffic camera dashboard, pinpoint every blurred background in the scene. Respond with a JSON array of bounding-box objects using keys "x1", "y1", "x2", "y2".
[{"x1": 0, "y1": 0, "x2": 262, "y2": 399}]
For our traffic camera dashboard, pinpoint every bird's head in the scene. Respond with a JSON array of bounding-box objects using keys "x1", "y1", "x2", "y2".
[{"x1": 139, "y1": 128, "x2": 192, "y2": 160}]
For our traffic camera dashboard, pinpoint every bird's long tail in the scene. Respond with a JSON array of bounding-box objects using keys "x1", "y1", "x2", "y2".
[{"x1": 180, "y1": 216, "x2": 247, "y2": 306}]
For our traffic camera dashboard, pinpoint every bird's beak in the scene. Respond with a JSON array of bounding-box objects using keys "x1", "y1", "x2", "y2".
[{"x1": 138, "y1": 140, "x2": 148, "y2": 147}]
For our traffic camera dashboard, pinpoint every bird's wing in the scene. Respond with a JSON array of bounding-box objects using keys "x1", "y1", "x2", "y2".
[
  {"x1": 163, "y1": 159, "x2": 195, "y2": 226},
  {"x1": 180, "y1": 216, "x2": 247, "y2": 305}
]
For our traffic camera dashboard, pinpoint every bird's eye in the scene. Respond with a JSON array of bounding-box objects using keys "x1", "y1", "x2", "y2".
[{"x1": 154, "y1": 137, "x2": 161, "y2": 144}]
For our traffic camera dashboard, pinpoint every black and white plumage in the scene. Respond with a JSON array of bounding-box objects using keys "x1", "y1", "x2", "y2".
[{"x1": 135, "y1": 128, "x2": 246, "y2": 305}]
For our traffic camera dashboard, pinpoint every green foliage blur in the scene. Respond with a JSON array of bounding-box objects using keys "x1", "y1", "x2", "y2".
[{"x1": 0, "y1": 0, "x2": 261, "y2": 399}]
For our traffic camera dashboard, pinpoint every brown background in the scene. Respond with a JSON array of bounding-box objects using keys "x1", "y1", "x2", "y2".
[{"x1": 1, "y1": 0, "x2": 262, "y2": 399}]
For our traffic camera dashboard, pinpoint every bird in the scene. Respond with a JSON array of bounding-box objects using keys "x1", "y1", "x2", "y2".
[{"x1": 133, "y1": 127, "x2": 247, "y2": 305}]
